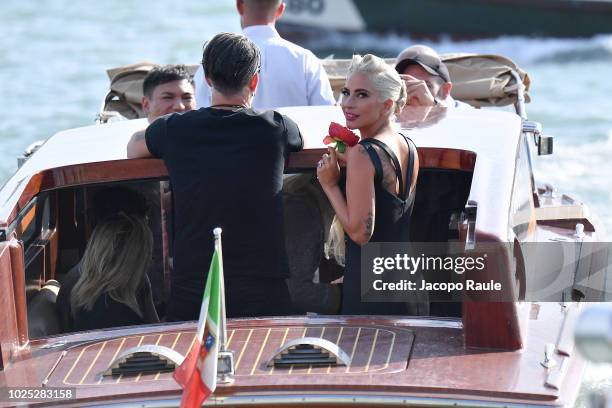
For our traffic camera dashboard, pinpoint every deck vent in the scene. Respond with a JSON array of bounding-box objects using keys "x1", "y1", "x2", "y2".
[
  {"x1": 102, "y1": 345, "x2": 185, "y2": 377},
  {"x1": 267, "y1": 337, "x2": 351, "y2": 368}
]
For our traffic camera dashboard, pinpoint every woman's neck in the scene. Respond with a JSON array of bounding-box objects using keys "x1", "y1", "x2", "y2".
[{"x1": 360, "y1": 117, "x2": 394, "y2": 139}]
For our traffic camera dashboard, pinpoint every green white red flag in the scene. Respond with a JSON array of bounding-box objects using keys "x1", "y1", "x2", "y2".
[{"x1": 173, "y1": 237, "x2": 222, "y2": 408}]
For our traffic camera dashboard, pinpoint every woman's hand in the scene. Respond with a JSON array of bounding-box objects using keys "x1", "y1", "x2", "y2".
[
  {"x1": 317, "y1": 147, "x2": 341, "y2": 188},
  {"x1": 334, "y1": 144, "x2": 350, "y2": 164}
]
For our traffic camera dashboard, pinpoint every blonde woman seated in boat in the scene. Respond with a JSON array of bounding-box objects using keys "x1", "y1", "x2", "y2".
[
  {"x1": 57, "y1": 213, "x2": 159, "y2": 331},
  {"x1": 317, "y1": 54, "x2": 428, "y2": 315}
]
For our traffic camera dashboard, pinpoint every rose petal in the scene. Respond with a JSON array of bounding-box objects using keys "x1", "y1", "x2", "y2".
[{"x1": 329, "y1": 122, "x2": 359, "y2": 146}]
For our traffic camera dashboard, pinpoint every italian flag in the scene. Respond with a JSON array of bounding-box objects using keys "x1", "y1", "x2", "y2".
[{"x1": 174, "y1": 246, "x2": 222, "y2": 408}]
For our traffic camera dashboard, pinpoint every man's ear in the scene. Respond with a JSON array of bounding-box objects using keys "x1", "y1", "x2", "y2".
[
  {"x1": 236, "y1": 0, "x2": 245, "y2": 15},
  {"x1": 142, "y1": 96, "x2": 150, "y2": 115},
  {"x1": 205, "y1": 76, "x2": 212, "y2": 87},
  {"x1": 441, "y1": 82, "x2": 453, "y2": 99},
  {"x1": 274, "y1": 2, "x2": 286, "y2": 20},
  {"x1": 249, "y1": 73, "x2": 259, "y2": 93}
]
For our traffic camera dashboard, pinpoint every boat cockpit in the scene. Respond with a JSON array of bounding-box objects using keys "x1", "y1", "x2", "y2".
[{"x1": 20, "y1": 143, "x2": 475, "y2": 339}]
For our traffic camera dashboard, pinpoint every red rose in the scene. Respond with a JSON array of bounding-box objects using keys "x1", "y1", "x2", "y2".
[{"x1": 323, "y1": 122, "x2": 360, "y2": 153}]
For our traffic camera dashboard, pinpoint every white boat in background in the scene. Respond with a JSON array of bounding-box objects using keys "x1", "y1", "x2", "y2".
[{"x1": 277, "y1": 0, "x2": 612, "y2": 40}]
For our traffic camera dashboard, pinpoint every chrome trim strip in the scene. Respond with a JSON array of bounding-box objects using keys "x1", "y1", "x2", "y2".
[
  {"x1": 282, "y1": 315, "x2": 464, "y2": 329},
  {"x1": 385, "y1": 317, "x2": 463, "y2": 329},
  {"x1": 92, "y1": 393, "x2": 553, "y2": 408}
]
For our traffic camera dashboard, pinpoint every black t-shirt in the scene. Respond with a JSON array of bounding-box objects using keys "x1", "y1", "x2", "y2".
[{"x1": 146, "y1": 107, "x2": 303, "y2": 316}]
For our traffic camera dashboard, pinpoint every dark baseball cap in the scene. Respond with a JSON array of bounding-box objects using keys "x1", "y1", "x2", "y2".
[{"x1": 395, "y1": 46, "x2": 451, "y2": 83}]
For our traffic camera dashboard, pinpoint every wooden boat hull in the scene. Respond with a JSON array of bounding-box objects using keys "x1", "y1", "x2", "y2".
[{"x1": 0, "y1": 310, "x2": 585, "y2": 407}]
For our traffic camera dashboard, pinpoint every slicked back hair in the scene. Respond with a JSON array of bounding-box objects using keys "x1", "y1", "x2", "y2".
[
  {"x1": 202, "y1": 32, "x2": 261, "y2": 96},
  {"x1": 244, "y1": 0, "x2": 283, "y2": 20},
  {"x1": 142, "y1": 65, "x2": 193, "y2": 99}
]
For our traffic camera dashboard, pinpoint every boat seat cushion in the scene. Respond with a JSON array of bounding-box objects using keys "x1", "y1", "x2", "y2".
[{"x1": 410, "y1": 169, "x2": 473, "y2": 242}]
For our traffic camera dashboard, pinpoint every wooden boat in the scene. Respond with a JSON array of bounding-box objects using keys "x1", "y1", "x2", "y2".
[
  {"x1": 0, "y1": 55, "x2": 608, "y2": 407},
  {"x1": 277, "y1": 0, "x2": 612, "y2": 40}
]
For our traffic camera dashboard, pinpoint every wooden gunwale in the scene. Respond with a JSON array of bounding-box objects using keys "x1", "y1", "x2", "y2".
[{"x1": 0, "y1": 147, "x2": 476, "y2": 229}]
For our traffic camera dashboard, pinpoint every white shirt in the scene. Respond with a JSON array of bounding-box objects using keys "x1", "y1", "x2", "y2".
[
  {"x1": 442, "y1": 95, "x2": 471, "y2": 109},
  {"x1": 194, "y1": 25, "x2": 335, "y2": 109}
]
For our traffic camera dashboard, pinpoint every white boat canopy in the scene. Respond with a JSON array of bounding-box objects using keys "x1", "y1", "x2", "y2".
[{"x1": 97, "y1": 54, "x2": 530, "y2": 123}]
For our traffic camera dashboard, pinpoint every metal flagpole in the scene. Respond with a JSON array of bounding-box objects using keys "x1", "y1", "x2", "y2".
[
  {"x1": 213, "y1": 228, "x2": 227, "y2": 351},
  {"x1": 213, "y1": 228, "x2": 234, "y2": 383}
]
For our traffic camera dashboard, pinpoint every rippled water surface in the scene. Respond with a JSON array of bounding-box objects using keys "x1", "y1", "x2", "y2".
[{"x1": 0, "y1": 0, "x2": 610, "y2": 404}]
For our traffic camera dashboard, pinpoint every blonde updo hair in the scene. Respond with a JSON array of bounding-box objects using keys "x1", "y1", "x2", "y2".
[
  {"x1": 323, "y1": 55, "x2": 407, "y2": 265},
  {"x1": 347, "y1": 54, "x2": 407, "y2": 116}
]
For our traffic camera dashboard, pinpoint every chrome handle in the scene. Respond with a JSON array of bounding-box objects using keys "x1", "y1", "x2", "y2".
[{"x1": 463, "y1": 200, "x2": 477, "y2": 251}]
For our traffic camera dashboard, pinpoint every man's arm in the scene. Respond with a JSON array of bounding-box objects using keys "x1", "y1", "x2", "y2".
[
  {"x1": 127, "y1": 130, "x2": 153, "y2": 158},
  {"x1": 283, "y1": 116, "x2": 304, "y2": 152},
  {"x1": 127, "y1": 116, "x2": 166, "y2": 159}
]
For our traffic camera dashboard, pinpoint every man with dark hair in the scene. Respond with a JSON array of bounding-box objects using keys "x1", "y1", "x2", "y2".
[
  {"x1": 194, "y1": 0, "x2": 335, "y2": 109},
  {"x1": 127, "y1": 33, "x2": 303, "y2": 321},
  {"x1": 395, "y1": 45, "x2": 468, "y2": 109},
  {"x1": 141, "y1": 64, "x2": 195, "y2": 122},
  {"x1": 136, "y1": 66, "x2": 196, "y2": 308}
]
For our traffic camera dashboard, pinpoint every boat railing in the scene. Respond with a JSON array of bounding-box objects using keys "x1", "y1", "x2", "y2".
[{"x1": 510, "y1": 70, "x2": 527, "y2": 120}]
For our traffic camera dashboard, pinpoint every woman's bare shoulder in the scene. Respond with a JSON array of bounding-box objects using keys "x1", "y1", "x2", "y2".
[
  {"x1": 346, "y1": 144, "x2": 375, "y2": 175},
  {"x1": 347, "y1": 143, "x2": 370, "y2": 160}
]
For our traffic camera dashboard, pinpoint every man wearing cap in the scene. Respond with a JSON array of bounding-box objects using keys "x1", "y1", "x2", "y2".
[
  {"x1": 194, "y1": 0, "x2": 335, "y2": 109},
  {"x1": 395, "y1": 45, "x2": 468, "y2": 109}
]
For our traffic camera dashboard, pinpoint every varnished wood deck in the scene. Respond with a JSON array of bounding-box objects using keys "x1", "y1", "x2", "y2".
[{"x1": 48, "y1": 325, "x2": 414, "y2": 387}]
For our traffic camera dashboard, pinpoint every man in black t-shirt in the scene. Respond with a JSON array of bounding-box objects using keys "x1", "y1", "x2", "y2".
[{"x1": 127, "y1": 32, "x2": 303, "y2": 321}]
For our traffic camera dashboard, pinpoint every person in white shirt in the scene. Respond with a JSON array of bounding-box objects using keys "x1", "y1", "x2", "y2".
[
  {"x1": 194, "y1": 0, "x2": 335, "y2": 109},
  {"x1": 395, "y1": 45, "x2": 470, "y2": 109}
]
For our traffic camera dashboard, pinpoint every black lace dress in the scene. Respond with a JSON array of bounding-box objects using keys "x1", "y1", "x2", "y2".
[{"x1": 342, "y1": 135, "x2": 425, "y2": 315}]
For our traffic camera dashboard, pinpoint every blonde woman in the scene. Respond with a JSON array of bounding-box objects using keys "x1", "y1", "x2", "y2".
[
  {"x1": 58, "y1": 213, "x2": 159, "y2": 331},
  {"x1": 317, "y1": 54, "x2": 423, "y2": 315}
]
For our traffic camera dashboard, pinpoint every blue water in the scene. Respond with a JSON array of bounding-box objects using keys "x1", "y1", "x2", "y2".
[{"x1": 0, "y1": 1, "x2": 610, "y2": 403}]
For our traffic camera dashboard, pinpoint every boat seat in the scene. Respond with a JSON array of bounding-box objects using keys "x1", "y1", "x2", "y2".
[
  {"x1": 410, "y1": 168, "x2": 473, "y2": 317},
  {"x1": 410, "y1": 169, "x2": 473, "y2": 243},
  {"x1": 283, "y1": 174, "x2": 341, "y2": 314},
  {"x1": 27, "y1": 280, "x2": 61, "y2": 339}
]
